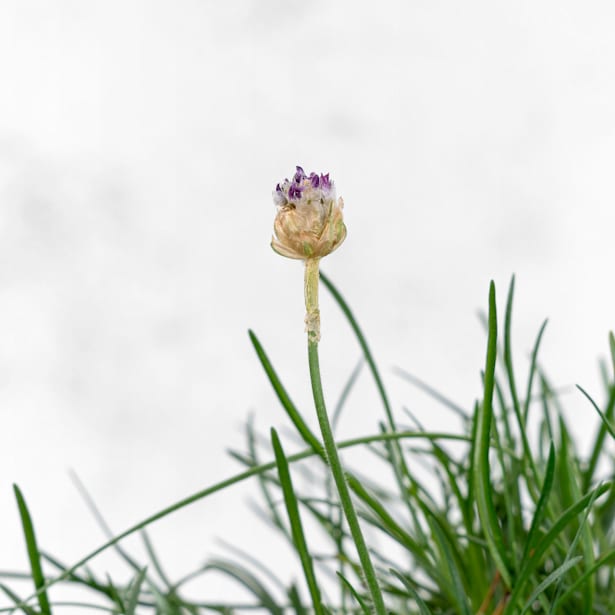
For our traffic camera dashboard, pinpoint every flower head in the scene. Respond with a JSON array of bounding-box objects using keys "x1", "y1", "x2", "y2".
[{"x1": 271, "y1": 166, "x2": 347, "y2": 260}]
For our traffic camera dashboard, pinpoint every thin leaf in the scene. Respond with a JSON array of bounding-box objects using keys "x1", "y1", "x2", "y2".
[
  {"x1": 520, "y1": 556, "x2": 583, "y2": 615},
  {"x1": 270, "y1": 428, "x2": 324, "y2": 615},
  {"x1": 13, "y1": 484, "x2": 52, "y2": 615},
  {"x1": 503, "y1": 482, "x2": 610, "y2": 614},
  {"x1": 335, "y1": 572, "x2": 370, "y2": 615},
  {"x1": 522, "y1": 319, "x2": 548, "y2": 423},
  {"x1": 249, "y1": 330, "x2": 324, "y2": 458},
  {"x1": 204, "y1": 559, "x2": 284, "y2": 615},
  {"x1": 0, "y1": 583, "x2": 38, "y2": 615},
  {"x1": 389, "y1": 569, "x2": 433, "y2": 615},
  {"x1": 124, "y1": 567, "x2": 147, "y2": 615},
  {"x1": 521, "y1": 443, "x2": 556, "y2": 562},
  {"x1": 472, "y1": 282, "x2": 512, "y2": 587}
]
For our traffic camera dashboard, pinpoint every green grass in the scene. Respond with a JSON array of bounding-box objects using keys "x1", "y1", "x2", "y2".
[{"x1": 2, "y1": 274, "x2": 614, "y2": 614}]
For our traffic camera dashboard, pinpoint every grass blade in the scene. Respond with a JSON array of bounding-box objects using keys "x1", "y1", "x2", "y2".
[
  {"x1": 249, "y1": 330, "x2": 324, "y2": 458},
  {"x1": 389, "y1": 569, "x2": 433, "y2": 615},
  {"x1": 503, "y1": 482, "x2": 610, "y2": 614},
  {"x1": 0, "y1": 583, "x2": 38, "y2": 615},
  {"x1": 335, "y1": 572, "x2": 370, "y2": 615},
  {"x1": 270, "y1": 428, "x2": 324, "y2": 615},
  {"x1": 124, "y1": 567, "x2": 147, "y2": 615},
  {"x1": 204, "y1": 559, "x2": 284, "y2": 614},
  {"x1": 521, "y1": 443, "x2": 555, "y2": 562},
  {"x1": 472, "y1": 282, "x2": 512, "y2": 588},
  {"x1": 520, "y1": 556, "x2": 583, "y2": 615},
  {"x1": 13, "y1": 484, "x2": 52, "y2": 615}
]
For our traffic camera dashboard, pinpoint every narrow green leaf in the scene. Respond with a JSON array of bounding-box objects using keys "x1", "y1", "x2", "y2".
[
  {"x1": 270, "y1": 428, "x2": 324, "y2": 615},
  {"x1": 124, "y1": 567, "x2": 147, "y2": 615},
  {"x1": 520, "y1": 556, "x2": 583, "y2": 615},
  {"x1": 522, "y1": 443, "x2": 555, "y2": 562},
  {"x1": 503, "y1": 482, "x2": 610, "y2": 614},
  {"x1": 551, "y1": 548, "x2": 615, "y2": 611},
  {"x1": 578, "y1": 385, "x2": 615, "y2": 478},
  {"x1": 609, "y1": 331, "x2": 615, "y2": 378},
  {"x1": 393, "y1": 367, "x2": 469, "y2": 421},
  {"x1": 249, "y1": 330, "x2": 324, "y2": 459},
  {"x1": 503, "y1": 275, "x2": 523, "y2": 432},
  {"x1": 320, "y1": 271, "x2": 417, "y2": 537},
  {"x1": 522, "y1": 319, "x2": 548, "y2": 423},
  {"x1": 335, "y1": 572, "x2": 370, "y2": 615},
  {"x1": 204, "y1": 560, "x2": 284, "y2": 615},
  {"x1": 319, "y1": 271, "x2": 394, "y2": 429},
  {"x1": 389, "y1": 569, "x2": 433, "y2": 615},
  {"x1": 13, "y1": 484, "x2": 52, "y2": 615},
  {"x1": 419, "y1": 504, "x2": 472, "y2": 615},
  {"x1": 345, "y1": 474, "x2": 436, "y2": 576},
  {"x1": 472, "y1": 282, "x2": 512, "y2": 588},
  {"x1": 141, "y1": 530, "x2": 173, "y2": 590},
  {"x1": 0, "y1": 583, "x2": 38, "y2": 615},
  {"x1": 287, "y1": 583, "x2": 307, "y2": 615}
]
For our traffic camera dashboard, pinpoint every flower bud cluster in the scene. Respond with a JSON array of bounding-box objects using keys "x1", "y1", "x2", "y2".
[{"x1": 271, "y1": 166, "x2": 346, "y2": 260}]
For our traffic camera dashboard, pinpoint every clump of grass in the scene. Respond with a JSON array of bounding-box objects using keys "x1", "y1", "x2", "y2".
[{"x1": 2, "y1": 273, "x2": 614, "y2": 614}]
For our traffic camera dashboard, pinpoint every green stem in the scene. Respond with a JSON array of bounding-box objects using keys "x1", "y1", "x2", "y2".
[{"x1": 305, "y1": 260, "x2": 386, "y2": 615}]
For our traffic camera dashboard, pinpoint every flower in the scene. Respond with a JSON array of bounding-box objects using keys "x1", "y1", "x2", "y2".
[{"x1": 271, "y1": 166, "x2": 347, "y2": 260}]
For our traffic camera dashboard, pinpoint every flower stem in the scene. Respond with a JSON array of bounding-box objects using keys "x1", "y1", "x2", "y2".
[
  {"x1": 305, "y1": 260, "x2": 387, "y2": 615},
  {"x1": 304, "y1": 258, "x2": 321, "y2": 342}
]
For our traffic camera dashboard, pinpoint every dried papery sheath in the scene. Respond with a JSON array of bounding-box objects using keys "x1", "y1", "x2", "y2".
[{"x1": 271, "y1": 166, "x2": 346, "y2": 260}]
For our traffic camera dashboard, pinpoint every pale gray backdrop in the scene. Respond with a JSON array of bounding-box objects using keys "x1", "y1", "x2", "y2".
[{"x1": 1, "y1": 0, "x2": 614, "y2": 609}]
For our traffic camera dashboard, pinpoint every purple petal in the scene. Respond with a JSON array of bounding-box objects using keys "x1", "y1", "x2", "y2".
[
  {"x1": 288, "y1": 184, "x2": 304, "y2": 200},
  {"x1": 294, "y1": 166, "x2": 305, "y2": 182}
]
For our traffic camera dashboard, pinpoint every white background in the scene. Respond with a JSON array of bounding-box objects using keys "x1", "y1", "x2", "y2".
[{"x1": 1, "y1": 0, "x2": 614, "y2": 609}]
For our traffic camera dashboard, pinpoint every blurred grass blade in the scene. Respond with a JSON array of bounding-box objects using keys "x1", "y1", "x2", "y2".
[
  {"x1": 141, "y1": 530, "x2": 173, "y2": 590},
  {"x1": 320, "y1": 271, "x2": 417, "y2": 536},
  {"x1": 270, "y1": 428, "x2": 324, "y2": 615},
  {"x1": 520, "y1": 556, "x2": 583, "y2": 615},
  {"x1": 472, "y1": 282, "x2": 512, "y2": 588},
  {"x1": 287, "y1": 583, "x2": 307, "y2": 615},
  {"x1": 420, "y1": 504, "x2": 472, "y2": 615},
  {"x1": 124, "y1": 567, "x2": 147, "y2": 615},
  {"x1": 389, "y1": 569, "x2": 433, "y2": 615},
  {"x1": 319, "y1": 271, "x2": 394, "y2": 428},
  {"x1": 335, "y1": 572, "x2": 370, "y2": 615},
  {"x1": 204, "y1": 559, "x2": 284, "y2": 614},
  {"x1": 577, "y1": 384, "x2": 615, "y2": 460},
  {"x1": 551, "y1": 548, "x2": 615, "y2": 611},
  {"x1": 0, "y1": 583, "x2": 38, "y2": 615},
  {"x1": 609, "y1": 331, "x2": 615, "y2": 378},
  {"x1": 522, "y1": 319, "x2": 548, "y2": 423},
  {"x1": 503, "y1": 275, "x2": 523, "y2": 434},
  {"x1": 521, "y1": 443, "x2": 555, "y2": 562},
  {"x1": 503, "y1": 482, "x2": 610, "y2": 614},
  {"x1": 392, "y1": 367, "x2": 469, "y2": 421},
  {"x1": 13, "y1": 484, "x2": 52, "y2": 615},
  {"x1": 249, "y1": 330, "x2": 324, "y2": 458}
]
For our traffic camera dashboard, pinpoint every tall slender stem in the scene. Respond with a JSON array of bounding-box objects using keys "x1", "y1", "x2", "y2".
[{"x1": 304, "y1": 260, "x2": 387, "y2": 615}]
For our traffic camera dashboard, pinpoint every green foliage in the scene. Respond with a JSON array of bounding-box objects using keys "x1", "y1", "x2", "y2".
[{"x1": 2, "y1": 276, "x2": 614, "y2": 614}]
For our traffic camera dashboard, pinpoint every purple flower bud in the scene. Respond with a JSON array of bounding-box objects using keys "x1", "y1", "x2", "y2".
[
  {"x1": 320, "y1": 173, "x2": 331, "y2": 191},
  {"x1": 309, "y1": 172, "x2": 320, "y2": 188},
  {"x1": 294, "y1": 166, "x2": 305, "y2": 183},
  {"x1": 288, "y1": 184, "x2": 304, "y2": 200}
]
